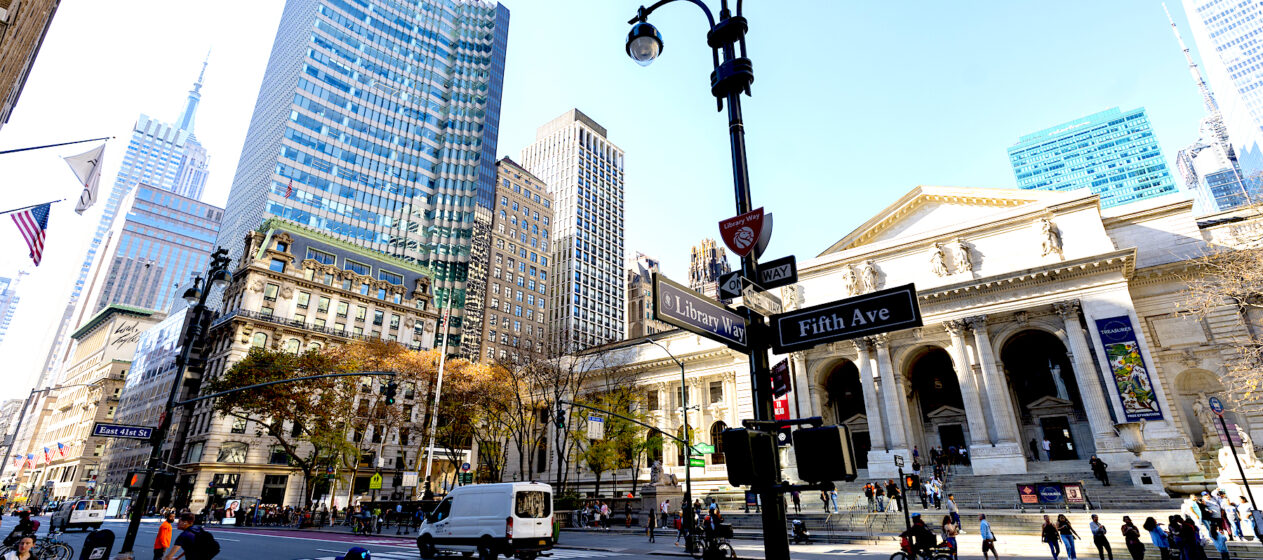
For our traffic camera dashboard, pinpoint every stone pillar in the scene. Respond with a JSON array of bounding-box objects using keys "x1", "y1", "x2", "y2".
[
  {"x1": 852, "y1": 338, "x2": 887, "y2": 451},
  {"x1": 944, "y1": 320, "x2": 991, "y2": 446},
  {"x1": 1054, "y1": 300, "x2": 1116, "y2": 442},
  {"x1": 870, "y1": 334, "x2": 911, "y2": 478},
  {"x1": 967, "y1": 316, "x2": 1019, "y2": 444},
  {"x1": 790, "y1": 352, "x2": 811, "y2": 421}
]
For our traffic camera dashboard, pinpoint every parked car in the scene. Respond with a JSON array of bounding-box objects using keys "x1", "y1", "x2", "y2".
[
  {"x1": 415, "y1": 482, "x2": 553, "y2": 560},
  {"x1": 49, "y1": 499, "x2": 107, "y2": 531}
]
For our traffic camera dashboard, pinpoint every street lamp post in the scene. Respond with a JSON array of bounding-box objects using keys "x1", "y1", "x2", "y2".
[
  {"x1": 119, "y1": 248, "x2": 233, "y2": 553},
  {"x1": 643, "y1": 338, "x2": 695, "y2": 554},
  {"x1": 627, "y1": 2, "x2": 791, "y2": 558}
]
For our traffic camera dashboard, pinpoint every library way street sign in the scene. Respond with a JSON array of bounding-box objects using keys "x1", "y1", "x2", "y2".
[
  {"x1": 654, "y1": 273, "x2": 748, "y2": 352},
  {"x1": 769, "y1": 283, "x2": 923, "y2": 354}
]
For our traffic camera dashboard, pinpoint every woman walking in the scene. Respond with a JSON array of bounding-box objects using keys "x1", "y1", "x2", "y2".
[
  {"x1": 942, "y1": 515, "x2": 959, "y2": 559},
  {"x1": 1044, "y1": 515, "x2": 1063, "y2": 560},
  {"x1": 1144, "y1": 517, "x2": 1169, "y2": 560},
  {"x1": 646, "y1": 505, "x2": 657, "y2": 543},
  {"x1": 1122, "y1": 516, "x2": 1145, "y2": 560},
  {"x1": 1058, "y1": 514, "x2": 1081, "y2": 560}
]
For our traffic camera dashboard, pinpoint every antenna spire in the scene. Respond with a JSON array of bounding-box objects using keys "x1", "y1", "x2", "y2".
[
  {"x1": 1164, "y1": 3, "x2": 1218, "y2": 114},
  {"x1": 176, "y1": 51, "x2": 209, "y2": 132}
]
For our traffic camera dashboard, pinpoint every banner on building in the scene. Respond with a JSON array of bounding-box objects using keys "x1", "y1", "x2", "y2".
[
  {"x1": 1017, "y1": 484, "x2": 1039, "y2": 505},
  {"x1": 1063, "y1": 482, "x2": 1087, "y2": 504},
  {"x1": 1094, "y1": 315, "x2": 1163, "y2": 421}
]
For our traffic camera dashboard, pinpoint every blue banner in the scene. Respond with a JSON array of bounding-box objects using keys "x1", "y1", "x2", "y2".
[{"x1": 1094, "y1": 315, "x2": 1164, "y2": 421}]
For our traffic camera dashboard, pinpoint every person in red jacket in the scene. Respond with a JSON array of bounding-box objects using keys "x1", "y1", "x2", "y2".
[{"x1": 154, "y1": 513, "x2": 174, "y2": 560}]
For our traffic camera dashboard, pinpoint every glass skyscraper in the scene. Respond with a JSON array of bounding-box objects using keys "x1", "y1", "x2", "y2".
[
  {"x1": 35, "y1": 62, "x2": 212, "y2": 387},
  {"x1": 0, "y1": 273, "x2": 25, "y2": 345},
  {"x1": 1007, "y1": 107, "x2": 1178, "y2": 209},
  {"x1": 215, "y1": 0, "x2": 509, "y2": 348}
]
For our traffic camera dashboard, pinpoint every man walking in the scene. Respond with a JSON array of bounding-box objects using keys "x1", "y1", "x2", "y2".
[
  {"x1": 1042, "y1": 438, "x2": 1053, "y2": 461},
  {"x1": 1089, "y1": 514, "x2": 1113, "y2": 560},
  {"x1": 165, "y1": 512, "x2": 220, "y2": 560},
  {"x1": 1089, "y1": 456, "x2": 1110, "y2": 486},
  {"x1": 865, "y1": 484, "x2": 875, "y2": 512},
  {"x1": 1030, "y1": 438, "x2": 1040, "y2": 462},
  {"x1": 980, "y1": 513, "x2": 999, "y2": 560},
  {"x1": 154, "y1": 512, "x2": 174, "y2": 560}
]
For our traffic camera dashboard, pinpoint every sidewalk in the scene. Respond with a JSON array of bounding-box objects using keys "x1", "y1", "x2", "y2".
[{"x1": 216, "y1": 521, "x2": 621, "y2": 552}]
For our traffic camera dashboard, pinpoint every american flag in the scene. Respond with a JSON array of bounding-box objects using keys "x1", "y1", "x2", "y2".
[
  {"x1": 10, "y1": 203, "x2": 50, "y2": 266},
  {"x1": 56, "y1": 442, "x2": 67, "y2": 458},
  {"x1": 285, "y1": 179, "x2": 294, "y2": 198}
]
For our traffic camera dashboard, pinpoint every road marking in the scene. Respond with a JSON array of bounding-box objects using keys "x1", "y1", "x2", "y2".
[
  {"x1": 293, "y1": 548, "x2": 622, "y2": 560},
  {"x1": 212, "y1": 530, "x2": 415, "y2": 548}
]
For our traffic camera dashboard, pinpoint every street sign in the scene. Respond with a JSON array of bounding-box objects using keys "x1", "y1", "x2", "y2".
[
  {"x1": 692, "y1": 443, "x2": 716, "y2": 455},
  {"x1": 1210, "y1": 396, "x2": 1225, "y2": 417},
  {"x1": 719, "y1": 207, "x2": 764, "y2": 257},
  {"x1": 402, "y1": 472, "x2": 419, "y2": 487},
  {"x1": 742, "y1": 284, "x2": 782, "y2": 316},
  {"x1": 894, "y1": 455, "x2": 905, "y2": 468},
  {"x1": 770, "y1": 359, "x2": 791, "y2": 397},
  {"x1": 688, "y1": 458, "x2": 706, "y2": 468},
  {"x1": 460, "y1": 462, "x2": 472, "y2": 472},
  {"x1": 754, "y1": 213, "x2": 773, "y2": 259},
  {"x1": 768, "y1": 283, "x2": 923, "y2": 354},
  {"x1": 758, "y1": 255, "x2": 797, "y2": 290},
  {"x1": 458, "y1": 472, "x2": 473, "y2": 484},
  {"x1": 369, "y1": 473, "x2": 383, "y2": 490},
  {"x1": 91, "y1": 423, "x2": 154, "y2": 440},
  {"x1": 653, "y1": 273, "x2": 748, "y2": 352},
  {"x1": 773, "y1": 394, "x2": 792, "y2": 446},
  {"x1": 587, "y1": 416, "x2": 605, "y2": 440},
  {"x1": 718, "y1": 271, "x2": 743, "y2": 300}
]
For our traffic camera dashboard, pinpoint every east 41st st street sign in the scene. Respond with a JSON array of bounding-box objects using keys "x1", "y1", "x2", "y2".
[{"x1": 769, "y1": 284, "x2": 923, "y2": 354}]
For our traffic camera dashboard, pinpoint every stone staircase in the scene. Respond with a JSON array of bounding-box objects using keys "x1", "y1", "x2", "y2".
[{"x1": 937, "y1": 466, "x2": 1184, "y2": 511}]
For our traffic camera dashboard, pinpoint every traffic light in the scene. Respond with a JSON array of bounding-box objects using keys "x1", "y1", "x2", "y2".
[
  {"x1": 384, "y1": 381, "x2": 398, "y2": 405},
  {"x1": 125, "y1": 471, "x2": 148, "y2": 490},
  {"x1": 793, "y1": 425, "x2": 857, "y2": 483},
  {"x1": 721, "y1": 428, "x2": 778, "y2": 487},
  {"x1": 555, "y1": 407, "x2": 565, "y2": 429},
  {"x1": 153, "y1": 471, "x2": 177, "y2": 492}
]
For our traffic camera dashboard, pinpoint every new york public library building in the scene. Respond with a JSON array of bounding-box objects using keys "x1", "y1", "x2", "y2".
[{"x1": 503, "y1": 186, "x2": 1263, "y2": 498}]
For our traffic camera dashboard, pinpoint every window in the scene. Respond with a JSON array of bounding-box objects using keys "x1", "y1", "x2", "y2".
[
  {"x1": 337, "y1": 301, "x2": 349, "y2": 317},
  {"x1": 379, "y1": 270, "x2": 403, "y2": 285},
  {"x1": 373, "y1": 310, "x2": 384, "y2": 326},
  {"x1": 390, "y1": 314, "x2": 400, "y2": 329},
  {"x1": 360, "y1": 283, "x2": 370, "y2": 295},
  {"x1": 295, "y1": 313, "x2": 306, "y2": 324},
  {"x1": 710, "y1": 422, "x2": 727, "y2": 465},
  {"x1": 186, "y1": 442, "x2": 204, "y2": 463},
  {"x1": 323, "y1": 272, "x2": 334, "y2": 286},
  {"x1": 342, "y1": 278, "x2": 353, "y2": 291},
  {"x1": 285, "y1": 338, "x2": 301, "y2": 353},
  {"x1": 269, "y1": 258, "x2": 286, "y2": 273},
  {"x1": 252, "y1": 333, "x2": 268, "y2": 348},
  {"x1": 647, "y1": 391, "x2": 659, "y2": 411},
  {"x1": 710, "y1": 381, "x2": 724, "y2": 404},
  {"x1": 318, "y1": 297, "x2": 330, "y2": 313},
  {"x1": 306, "y1": 247, "x2": 336, "y2": 265},
  {"x1": 268, "y1": 446, "x2": 290, "y2": 465},
  {"x1": 377, "y1": 287, "x2": 387, "y2": 300},
  {"x1": 264, "y1": 283, "x2": 279, "y2": 302},
  {"x1": 231, "y1": 417, "x2": 247, "y2": 433},
  {"x1": 217, "y1": 442, "x2": 248, "y2": 463},
  {"x1": 297, "y1": 292, "x2": 310, "y2": 309},
  {"x1": 345, "y1": 259, "x2": 371, "y2": 276},
  {"x1": 276, "y1": 241, "x2": 288, "y2": 252},
  {"x1": 355, "y1": 306, "x2": 367, "y2": 321},
  {"x1": 260, "y1": 306, "x2": 274, "y2": 318}
]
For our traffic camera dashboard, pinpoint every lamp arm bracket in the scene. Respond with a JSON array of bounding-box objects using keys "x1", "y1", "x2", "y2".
[{"x1": 628, "y1": 0, "x2": 717, "y2": 31}]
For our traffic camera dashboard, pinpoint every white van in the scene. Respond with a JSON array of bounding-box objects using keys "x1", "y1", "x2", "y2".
[
  {"x1": 49, "y1": 499, "x2": 107, "y2": 531},
  {"x1": 416, "y1": 482, "x2": 553, "y2": 560}
]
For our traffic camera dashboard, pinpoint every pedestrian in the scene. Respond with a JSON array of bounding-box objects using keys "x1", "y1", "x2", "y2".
[
  {"x1": 1203, "y1": 492, "x2": 1223, "y2": 536},
  {"x1": 625, "y1": 501, "x2": 633, "y2": 528},
  {"x1": 165, "y1": 512, "x2": 221, "y2": 560},
  {"x1": 1177, "y1": 514, "x2": 1209, "y2": 560},
  {"x1": 913, "y1": 446, "x2": 920, "y2": 461},
  {"x1": 1089, "y1": 455, "x2": 1110, "y2": 486},
  {"x1": 674, "y1": 511, "x2": 685, "y2": 546},
  {"x1": 1043, "y1": 515, "x2": 1062, "y2": 560},
  {"x1": 887, "y1": 480, "x2": 902, "y2": 513},
  {"x1": 820, "y1": 491, "x2": 829, "y2": 513},
  {"x1": 829, "y1": 489, "x2": 839, "y2": 513},
  {"x1": 1197, "y1": 493, "x2": 1217, "y2": 537},
  {"x1": 864, "y1": 484, "x2": 875, "y2": 512},
  {"x1": 2, "y1": 535, "x2": 34, "y2": 560},
  {"x1": 1030, "y1": 438, "x2": 1041, "y2": 461},
  {"x1": 1219, "y1": 492, "x2": 1239, "y2": 540},
  {"x1": 791, "y1": 490, "x2": 801, "y2": 513},
  {"x1": 1210, "y1": 526, "x2": 1229, "y2": 560},
  {"x1": 154, "y1": 512, "x2": 174, "y2": 560},
  {"x1": 1121, "y1": 516, "x2": 1144, "y2": 560},
  {"x1": 980, "y1": 514, "x2": 999, "y2": 560},
  {"x1": 1059, "y1": 514, "x2": 1081, "y2": 560},
  {"x1": 601, "y1": 501, "x2": 612, "y2": 530},
  {"x1": 875, "y1": 484, "x2": 886, "y2": 512},
  {"x1": 947, "y1": 494, "x2": 962, "y2": 532},
  {"x1": 1238, "y1": 497, "x2": 1256, "y2": 540},
  {"x1": 647, "y1": 505, "x2": 657, "y2": 543},
  {"x1": 660, "y1": 500, "x2": 670, "y2": 528},
  {"x1": 942, "y1": 515, "x2": 959, "y2": 559},
  {"x1": 1143, "y1": 517, "x2": 1169, "y2": 560},
  {"x1": 1089, "y1": 514, "x2": 1113, "y2": 560}
]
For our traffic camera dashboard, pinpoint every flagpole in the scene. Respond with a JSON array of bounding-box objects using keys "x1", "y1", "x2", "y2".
[
  {"x1": 0, "y1": 136, "x2": 112, "y2": 156},
  {"x1": 0, "y1": 199, "x2": 65, "y2": 217}
]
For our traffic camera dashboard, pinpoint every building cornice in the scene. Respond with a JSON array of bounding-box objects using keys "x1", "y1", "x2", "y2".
[{"x1": 918, "y1": 248, "x2": 1136, "y2": 306}]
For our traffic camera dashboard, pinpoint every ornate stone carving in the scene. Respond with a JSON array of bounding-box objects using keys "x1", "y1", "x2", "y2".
[
  {"x1": 782, "y1": 284, "x2": 805, "y2": 311},
  {"x1": 1014, "y1": 311, "x2": 1030, "y2": 326},
  {"x1": 911, "y1": 327, "x2": 924, "y2": 341},
  {"x1": 943, "y1": 319, "x2": 969, "y2": 336},
  {"x1": 1039, "y1": 217, "x2": 1063, "y2": 258},
  {"x1": 841, "y1": 265, "x2": 859, "y2": 297},
  {"x1": 280, "y1": 286, "x2": 294, "y2": 299},
  {"x1": 249, "y1": 280, "x2": 265, "y2": 293},
  {"x1": 929, "y1": 243, "x2": 949, "y2": 277},
  {"x1": 954, "y1": 238, "x2": 974, "y2": 273},
  {"x1": 859, "y1": 260, "x2": 879, "y2": 293},
  {"x1": 964, "y1": 315, "x2": 987, "y2": 331},
  {"x1": 1052, "y1": 300, "x2": 1081, "y2": 320},
  {"x1": 850, "y1": 338, "x2": 871, "y2": 353},
  {"x1": 871, "y1": 333, "x2": 891, "y2": 347}
]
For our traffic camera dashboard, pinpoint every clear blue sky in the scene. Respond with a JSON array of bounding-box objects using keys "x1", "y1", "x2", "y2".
[
  {"x1": 495, "y1": 1, "x2": 1208, "y2": 280},
  {"x1": 0, "y1": 0, "x2": 1212, "y2": 397}
]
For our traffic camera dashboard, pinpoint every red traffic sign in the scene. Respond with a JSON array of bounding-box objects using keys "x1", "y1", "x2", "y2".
[{"x1": 719, "y1": 207, "x2": 764, "y2": 257}]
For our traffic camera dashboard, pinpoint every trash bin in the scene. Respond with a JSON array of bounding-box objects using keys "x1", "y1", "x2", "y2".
[{"x1": 80, "y1": 528, "x2": 114, "y2": 560}]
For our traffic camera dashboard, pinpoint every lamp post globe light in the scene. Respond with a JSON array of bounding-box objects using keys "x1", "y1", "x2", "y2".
[
  {"x1": 626, "y1": 1, "x2": 789, "y2": 557},
  {"x1": 119, "y1": 247, "x2": 232, "y2": 553}
]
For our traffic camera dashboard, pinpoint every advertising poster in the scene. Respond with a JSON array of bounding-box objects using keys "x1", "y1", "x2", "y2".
[
  {"x1": 1035, "y1": 483, "x2": 1065, "y2": 504},
  {"x1": 1017, "y1": 484, "x2": 1039, "y2": 504},
  {"x1": 1063, "y1": 483, "x2": 1086, "y2": 505},
  {"x1": 1094, "y1": 315, "x2": 1164, "y2": 421}
]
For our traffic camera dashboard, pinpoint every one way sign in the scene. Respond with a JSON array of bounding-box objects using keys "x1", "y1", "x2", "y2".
[
  {"x1": 718, "y1": 271, "x2": 744, "y2": 300},
  {"x1": 758, "y1": 255, "x2": 797, "y2": 290}
]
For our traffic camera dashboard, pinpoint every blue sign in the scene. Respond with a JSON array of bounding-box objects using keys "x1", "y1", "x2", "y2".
[
  {"x1": 1036, "y1": 483, "x2": 1065, "y2": 504},
  {"x1": 653, "y1": 273, "x2": 748, "y2": 351},
  {"x1": 91, "y1": 423, "x2": 154, "y2": 440},
  {"x1": 1210, "y1": 397, "x2": 1225, "y2": 417},
  {"x1": 1094, "y1": 316, "x2": 1164, "y2": 421}
]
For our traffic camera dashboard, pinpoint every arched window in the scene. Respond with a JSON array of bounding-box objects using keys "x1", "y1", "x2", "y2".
[
  {"x1": 284, "y1": 338, "x2": 301, "y2": 354},
  {"x1": 676, "y1": 427, "x2": 687, "y2": 467},
  {"x1": 251, "y1": 333, "x2": 268, "y2": 348},
  {"x1": 307, "y1": 342, "x2": 322, "y2": 352},
  {"x1": 710, "y1": 422, "x2": 727, "y2": 465},
  {"x1": 217, "y1": 442, "x2": 248, "y2": 463}
]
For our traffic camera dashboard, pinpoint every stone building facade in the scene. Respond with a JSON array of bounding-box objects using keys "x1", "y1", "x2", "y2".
[
  {"x1": 175, "y1": 219, "x2": 442, "y2": 510},
  {"x1": 509, "y1": 186, "x2": 1261, "y2": 494}
]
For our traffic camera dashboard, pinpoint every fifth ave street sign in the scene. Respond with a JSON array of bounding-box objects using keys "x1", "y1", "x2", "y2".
[
  {"x1": 92, "y1": 423, "x2": 154, "y2": 440},
  {"x1": 768, "y1": 283, "x2": 923, "y2": 354},
  {"x1": 654, "y1": 273, "x2": 748, "y2": 352}
]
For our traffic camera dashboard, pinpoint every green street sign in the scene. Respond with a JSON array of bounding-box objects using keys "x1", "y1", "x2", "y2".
[
  {"x1": 692, "y1": 443, "x2": 716, "y2": 455},
  {"x1": 458, "y1": 473, "x2": 473, "y2": 484},
  {"x1": 688, "y1": 458, "x2": 706, "y2": 468}
]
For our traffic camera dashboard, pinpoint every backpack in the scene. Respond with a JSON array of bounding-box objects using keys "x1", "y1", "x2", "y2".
[{"x1": 189, "y1": 526, "x2": 221, "y2": 559}]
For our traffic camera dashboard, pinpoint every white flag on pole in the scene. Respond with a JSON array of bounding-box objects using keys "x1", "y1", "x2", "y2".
[{"x1": 65, "y1": 143, "x2": 106, "y2": 214}]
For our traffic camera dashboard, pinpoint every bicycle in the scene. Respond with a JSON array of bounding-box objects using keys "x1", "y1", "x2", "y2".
[
  {"x1": 687, "y1": 524, "x2": 737, "y2": 560},
  {"x1": 0, "y1": 530, "x2": 74, "y2": 560},
  {"x1": 889, "y1": 538, "x2": 954, "y2": 560}
]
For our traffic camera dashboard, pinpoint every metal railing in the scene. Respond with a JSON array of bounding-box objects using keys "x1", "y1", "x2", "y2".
[{"x1": 210, "y1": 308, "x2": 430, "y2": 350}]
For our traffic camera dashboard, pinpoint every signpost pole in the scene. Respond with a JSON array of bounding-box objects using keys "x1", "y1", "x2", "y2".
[
  {"x1": 1214, "y1": 400, "x2": 1257, "y2": 506},
  {"x1": 645, "y1": 338, "x2": 695, "y2": 555}
]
